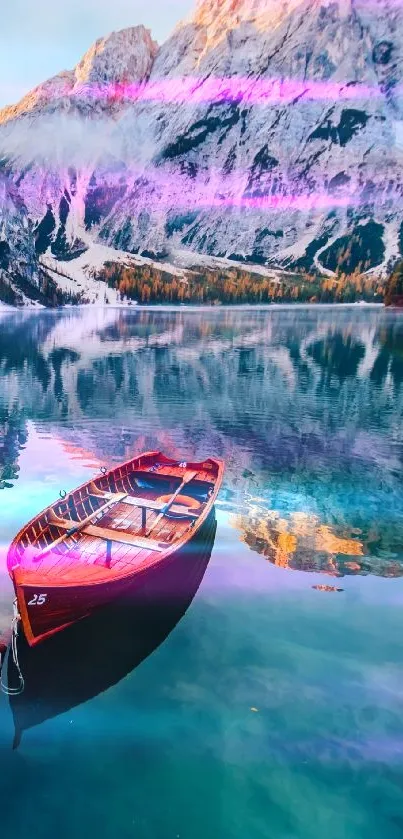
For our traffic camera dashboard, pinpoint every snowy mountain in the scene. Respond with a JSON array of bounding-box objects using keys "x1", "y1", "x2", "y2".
[{"x1": 1, "y1": 0, "x2": 403, "y2": 304}]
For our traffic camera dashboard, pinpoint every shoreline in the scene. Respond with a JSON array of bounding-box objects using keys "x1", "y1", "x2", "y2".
[{"x1": 0, "y1": 302, "x2": 387, "y2": 315}]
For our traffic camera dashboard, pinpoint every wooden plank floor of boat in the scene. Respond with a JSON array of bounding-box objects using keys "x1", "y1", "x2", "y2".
[{"x1": 23, "y1": 498, "x2": 192, "y2": 583}]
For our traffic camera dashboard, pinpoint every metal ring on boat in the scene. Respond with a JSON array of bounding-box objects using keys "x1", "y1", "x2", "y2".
[
  {"x1": 100, "y1": 466, "x2": 107, "y2": 476},
  {"x1": 157, "y1": 494, "x2": 201, "y2": 519},
  {"x1": 59, "y1": 490, "x2": 67, "y2": 500}
]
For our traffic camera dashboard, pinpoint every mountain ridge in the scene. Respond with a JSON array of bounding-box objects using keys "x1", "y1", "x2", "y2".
[{"x1": 1, "y1": 0, "x2": 403, "y2": 305}]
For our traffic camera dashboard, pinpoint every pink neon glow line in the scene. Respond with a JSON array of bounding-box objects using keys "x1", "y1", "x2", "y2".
[
  {"x1": 38, "y1": 76, "x2": 384, "y2": 106},
  {"x1": 14, "y1": 145, "x2": 398, "y2": 215},
  {"x1": 17, "y1": 165, "x2": 360, "y2": 212}
]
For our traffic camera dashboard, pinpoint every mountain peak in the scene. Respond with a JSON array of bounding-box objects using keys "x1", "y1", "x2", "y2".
[
  {"x1": 0, "y1": 25, "x2": 158, "y2": 125},
  {"x1": 74, "y1": 25, "x2": 158, "y2": 86},
  {"x1": 193, "y1": 0, "x2": 305, "y2": 34},
  {"x1": 191, "y1": 0, "x2": 355, "y2": 45}
]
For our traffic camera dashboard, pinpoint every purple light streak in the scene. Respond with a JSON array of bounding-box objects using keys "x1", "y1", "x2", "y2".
[
  {"x1": 18, "y1": 161, "x2": 359, "y2": 214},
  {"x1": 203, "y1": 192, "x2": 356, "y2": 211},
  {"x1": 82, "y1": 77, "x2": 378, "y2": 106},
  {"x1": 39, "y1": 75, "x2": 383, "y2": 107}
]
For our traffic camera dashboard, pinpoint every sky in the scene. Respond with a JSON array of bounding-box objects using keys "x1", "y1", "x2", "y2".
[{"x1": 0, "y1": 0, "x2": 194, "y2": 108}]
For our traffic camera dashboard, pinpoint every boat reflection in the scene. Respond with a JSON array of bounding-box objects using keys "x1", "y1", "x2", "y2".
[
  {"x1": 234, "y1": 509, "x2": 403, "y2": 578},
  {"x1": 7, "y1": 512, "x2": 217, "y2": 749}
]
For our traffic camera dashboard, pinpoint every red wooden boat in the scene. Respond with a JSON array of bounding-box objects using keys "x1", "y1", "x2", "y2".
[{"x1": 7, "y1": 451, "x2": 224, "y2": 647}]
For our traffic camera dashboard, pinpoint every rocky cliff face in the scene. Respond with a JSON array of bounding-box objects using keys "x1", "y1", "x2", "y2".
[
  {"x1": 1, "y1": 1, "x2": 403, "y2": 303},
  {"x1": 0, "y1": 167, "x2": 42, "y2": 305}
]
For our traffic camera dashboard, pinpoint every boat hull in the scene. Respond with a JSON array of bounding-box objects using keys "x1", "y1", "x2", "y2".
[{"x1": 14, "y1": 509, "x2": 218, "y2": 646}]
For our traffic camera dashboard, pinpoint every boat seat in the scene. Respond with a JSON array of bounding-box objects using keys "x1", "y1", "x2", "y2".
[
  {"x1": 48, "y1": 516, "x2": 166, "y2": 552},
  {"x1": 84, "y1": 524, "x2": 166, "y2": 552},
  {"x1": 87, "y1": 487, "x2": 199, "y2": 520}
]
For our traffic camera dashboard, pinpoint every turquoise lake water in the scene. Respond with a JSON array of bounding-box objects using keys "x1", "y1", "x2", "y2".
[{"x1": 0, "y1": 305, "x2": 403, "y2": 838}]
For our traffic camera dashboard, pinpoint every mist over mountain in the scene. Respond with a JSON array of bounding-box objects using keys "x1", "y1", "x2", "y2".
[{"x1": 1, "y1": 0, "x2": 403, "y2": 304}]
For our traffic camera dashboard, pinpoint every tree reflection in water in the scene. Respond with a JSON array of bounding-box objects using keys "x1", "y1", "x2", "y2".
[
  {"x1": 234, "y1": 508, "x2": 403, "y2": 578},
  {"x1": 0, "y1": 409, "x2": 27, "y2": 489}
]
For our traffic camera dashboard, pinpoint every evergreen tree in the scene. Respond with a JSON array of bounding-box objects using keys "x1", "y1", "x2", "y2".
[{"x1": 385, "y1": 260, "x2": 403, "y2": 307}]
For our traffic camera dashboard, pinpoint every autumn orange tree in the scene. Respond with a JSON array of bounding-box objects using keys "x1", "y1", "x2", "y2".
[{"x1": 94, "y1": 259, "x2": 383, "y2": 305}]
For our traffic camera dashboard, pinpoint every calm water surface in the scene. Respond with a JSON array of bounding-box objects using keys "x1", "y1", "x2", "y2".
[{"x1": 0, "y1": 305, "x2": 403, "y2": 839}]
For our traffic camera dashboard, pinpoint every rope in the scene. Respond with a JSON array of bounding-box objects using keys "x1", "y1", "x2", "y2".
[
  {"x1": 148, "y1": 461, "x2": 169, "y2": 473},
  {"x1": 148, "y1": 460, "x2": 187, "y2": 473},
  {"x1": 0, "y1": 600, "x2": 24, "y2": 696}
]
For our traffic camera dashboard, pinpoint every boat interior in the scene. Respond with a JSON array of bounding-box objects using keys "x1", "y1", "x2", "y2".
[{"x1": 10, "y1": 455, "x2": 220, "y2": 583}]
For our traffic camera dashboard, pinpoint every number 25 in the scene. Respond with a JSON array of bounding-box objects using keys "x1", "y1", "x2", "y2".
[{"x1": 28, "y1": 593, "x2": 47, "y2": 606}]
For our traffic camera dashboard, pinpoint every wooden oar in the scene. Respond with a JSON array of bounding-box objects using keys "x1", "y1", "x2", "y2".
[
  {"x1": 33, "y1": 492, "x2": 128, "y2": 561},
  {"x1": 146, "y1": 470, "x2": 198, "y2": 536}
]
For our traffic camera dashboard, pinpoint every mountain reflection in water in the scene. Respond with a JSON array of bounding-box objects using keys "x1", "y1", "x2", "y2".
[{"x1": 0, "y1": 306, "x2": 403, "y2": 581}]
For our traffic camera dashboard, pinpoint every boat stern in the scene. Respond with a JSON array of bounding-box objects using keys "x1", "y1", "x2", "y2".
[{"x1": 12, "y1": 569, "x2": 91, "y2": 647}]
